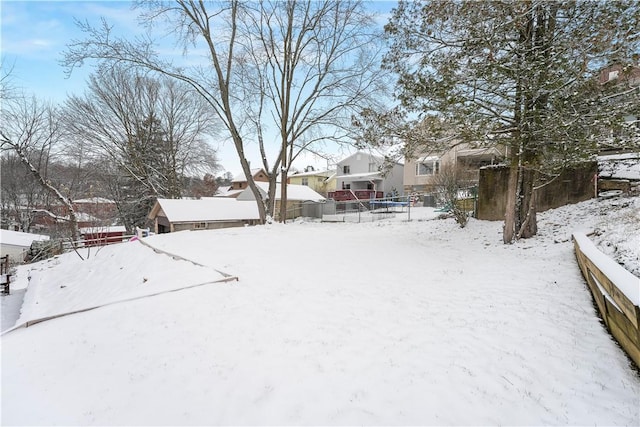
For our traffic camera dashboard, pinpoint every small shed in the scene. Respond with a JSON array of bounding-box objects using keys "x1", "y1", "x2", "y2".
[
  {"x1": 148, "y1": 198, "x2": 261, "y2": 234},
  {"x1": 0, "y1": 229, "x2": 50, "y2": 263}
]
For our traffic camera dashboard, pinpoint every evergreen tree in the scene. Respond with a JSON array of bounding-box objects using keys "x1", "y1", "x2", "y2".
[{"x1": 384, "y1": 0, "x2": 639, "y2": 242}]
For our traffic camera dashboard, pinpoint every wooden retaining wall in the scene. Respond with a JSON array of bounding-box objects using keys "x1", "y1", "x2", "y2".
[{"x1": 573, "y1": 232, "x2": 640, "y2": 367}]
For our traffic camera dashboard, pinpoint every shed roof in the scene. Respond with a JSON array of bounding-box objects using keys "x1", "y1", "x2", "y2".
[
  {"x1": 0, "y1": 229, "x2": 50, "y2": 248},
  {"x1": 149, "y1": 198, "x2": 261, "y2": 223}
]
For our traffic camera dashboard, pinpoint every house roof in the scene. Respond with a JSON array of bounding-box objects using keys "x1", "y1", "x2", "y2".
[
  {"x1": 337, "y1": 150, "x2": 403, "y2": 166},
  {"x1": 231, "y1": 168, "x2": 267, "y2": 183},
  {"x1": 216, "y1": 188, "x2": 245, "y2": 198},
  {"x1": 239, "y1": 182, "x2": 325, "y2": 202},
  {"x1": 149, "y1": 198, "x2": 261, "y2": 223},
  {"x1": 289, "y1": 169, "x2": 333, "y2": 178},
  {"x1": 0, "y1": 229, "x2": 50, "y2": 248},
  {"x1": 456, "y1": 147, "x2": 503, "y2": 160}
]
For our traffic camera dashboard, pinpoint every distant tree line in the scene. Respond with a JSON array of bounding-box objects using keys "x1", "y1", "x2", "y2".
[{"x1": 1, "y1": 66, "x2": 224, "y2": 237}]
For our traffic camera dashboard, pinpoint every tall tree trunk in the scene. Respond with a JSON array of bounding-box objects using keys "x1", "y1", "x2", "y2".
[
  {"x1": 517, "y1": 168, "x2": 538, "y2": 238},
  {"x1": 279, "y1": 168, "x2": 288, "y2": 223},
  {"x1": 503, "y1": 152, "x2": 520, "y2": 243}
]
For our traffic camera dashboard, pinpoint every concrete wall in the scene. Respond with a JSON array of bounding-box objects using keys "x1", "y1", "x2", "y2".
[{"x1": 477, "y1": 163, "x2": 597, "y2": 221}]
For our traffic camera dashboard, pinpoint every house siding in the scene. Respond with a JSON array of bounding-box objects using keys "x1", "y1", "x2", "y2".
[
  {"x1": 336, "y1": 152, "x2": 404, "y2": 196},
  {"x1": 288, "y1": 173, "x2": 335, "y2": 196}
]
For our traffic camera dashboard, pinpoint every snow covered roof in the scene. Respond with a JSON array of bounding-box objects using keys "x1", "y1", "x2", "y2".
[
  {"x1": 0, "y1": 229, "x2": 50, "y2": 248},
  {"x1": 216, "y1": 188, "x2": 245, "y2": 198},
  {"x1": 598, "y1": 152, "x2": 640, "y2": 180},
  {"x1": 231, "y1": 168, "x2": 266, "y2": 183},
  {"x1": 338, "y1": 150, "x2": 403, "y2": 166},
  {"x1": 150, "y1": 198, "x2": 260, "y2": 223},
  {"x1": 239, "y1": 182, "x2": 325, "y2": 202},
  {"x1": 289, "y1": 169, "x2": 333, "y2": 178}
]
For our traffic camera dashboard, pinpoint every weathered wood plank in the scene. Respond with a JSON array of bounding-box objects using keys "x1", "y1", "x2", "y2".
[
  {"x1": 605, "y1": 297, "x2": 640, "y2": 349},
  {"x1": 573, "y1": 234, "x2": 639, "y2": 329},
  {"x1": 607, "y1": 316, "x2": 640, "y2": 368},
  {"x1": 573, "y1": 232, "x2": 640, "y2": 369}
]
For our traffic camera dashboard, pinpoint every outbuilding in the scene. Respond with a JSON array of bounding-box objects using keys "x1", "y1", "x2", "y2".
[
  {"x1": 148, "y1": 198, "x2": 261, "y2": 234},
  {"x1": 0, "y1": 229, "x2": 50, "y2": 263}
]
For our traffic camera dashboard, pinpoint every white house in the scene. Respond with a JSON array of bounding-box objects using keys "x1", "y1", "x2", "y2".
[
  {"x1": 0, "y1": 229, "x2": 50, "y2": 263},
  {"x1": 331, "y1": 151, "x2": 404, "y2": 201}
]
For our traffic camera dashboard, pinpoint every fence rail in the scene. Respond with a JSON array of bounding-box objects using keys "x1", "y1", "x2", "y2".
[
  {"x1": 319, "y1": 197, "x2": 409, "y2": 223},
  {"x1": 573, "y1": 232, "x2": 640, "y2": 367}
]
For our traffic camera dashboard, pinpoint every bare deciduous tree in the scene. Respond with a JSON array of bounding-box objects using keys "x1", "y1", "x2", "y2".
[
  {"x1": 432, "y1": 163, "x2": 475, "y2": 228},
  {"x1": 63, "y1": 65, "x2": 220, "y2": 230},
  {"x1": 0, "y1": 94, "x2": 81, "y2": 241},
  {"x1": 63, "y1": 0, "x2": 389, "y2": 222}
]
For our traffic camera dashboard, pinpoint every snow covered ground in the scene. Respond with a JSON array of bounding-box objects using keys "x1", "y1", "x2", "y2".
[{"x1": 2, "y1": 197, "x2": 639, "y2": 425}]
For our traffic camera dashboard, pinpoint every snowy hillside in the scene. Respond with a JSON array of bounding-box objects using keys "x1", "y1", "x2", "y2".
[{"x1": 2, "y1": 197, "x2": 639, "y2": 426}]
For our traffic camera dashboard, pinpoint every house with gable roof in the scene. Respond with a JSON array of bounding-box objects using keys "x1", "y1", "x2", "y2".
[
  {"x1": 219, "y1": 168, "x2": 270, "y2": 198},
  {"x1": 329, "y1": 151, "x2": 404, "y2": 201},
  {"x1": 287, "y1": 167, "x2": 336, "y2": 197}
]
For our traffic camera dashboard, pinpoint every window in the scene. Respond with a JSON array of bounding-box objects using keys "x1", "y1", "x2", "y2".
[
  {"x1": 608, "y1": 70, "x2": 619, "y2": 81},
  {"x1": 343, "y1": 165, "x2": 351, "y2": 174},
  {"x1": 193, "y1": 222, "x2": 207, "y2": 230},
  {"x1": 368, "y1": 162, "x2": 378, "y2": 172},
  {"x1": 342, "y1": 182, "x2": 351, "y2": 190},
  {"x1": 416, "y1": 159, "x2": 440, "y2": 175},
  {"x1": 301, "y1": 177, "x2": 309, "y2": 186}
]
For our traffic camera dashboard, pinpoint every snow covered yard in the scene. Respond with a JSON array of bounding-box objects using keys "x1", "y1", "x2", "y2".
[{"x1": 2, "y1": 198, "x2": 639, "y2": 425}]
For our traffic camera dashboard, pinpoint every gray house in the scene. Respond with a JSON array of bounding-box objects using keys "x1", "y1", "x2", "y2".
[{"x1": 330, "y1": 151, "x2": 404, "y2": 201}]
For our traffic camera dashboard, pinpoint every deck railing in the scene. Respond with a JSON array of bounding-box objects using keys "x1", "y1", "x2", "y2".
[{"x1": 327, "y1": 190, "x2": 384, "y2": 201}]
